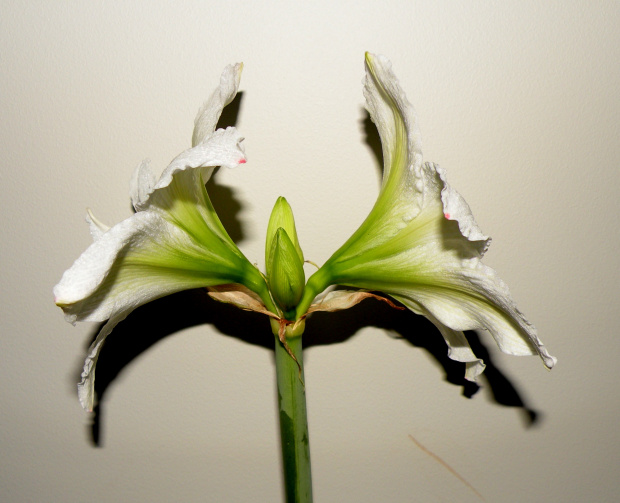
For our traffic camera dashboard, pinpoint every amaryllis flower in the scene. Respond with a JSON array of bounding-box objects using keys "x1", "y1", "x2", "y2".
[
  {"x1": 56, "y1": 55, "x2": 556, "y2": 416},
  {"x1": 54, "y1": 64, "x2": 271, "y2": 411},
  {"x1": 295, "y1": 53, "x2": 556, "y2": 379}
]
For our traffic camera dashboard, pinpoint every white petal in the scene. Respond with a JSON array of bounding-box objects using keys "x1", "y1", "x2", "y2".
[
  {"x1": 192, "y1": 63, "x2": 243, "y2": 147},
  {"x1": 54, "y1": 209, "x2": 242, "y2": 324},
  {"x1": 129, "y1": 159, "x2": 156, "y2": 211},
  {"x1": 57, "y1": 62, "x2": 258, "y2": 411},
  {"x1": 159, "y1": 127, "x2": 246, "y2": 187},
  {"x1": 77, "y1": 311, "x2": 126, "y2": 412},
  {"x1": 55, "y1": 125, "x2": 253, "y2": 326},
  {"x1": 331, "y1": 180, "x2": 556, "y2": 370},
  {"x1": 324, "y1": 54, "x2": 426, "y2": 262},
  {"x1": 394, "y1": 296, "x2": 485, "y2": 381},
  {"x1": 363, "y1": 53, "x2": 423, "y2": 188},
  {"x1": 435, "y1": 163, "x2": 489, "y2": 251},
  {"x1": 57, "y1": 197, "x2": 261, "y2": 413},
  {"x1": 85, "y1": 208, "x2": 110, "y2": 241},
  {"x1": 306, "y1": 54, "x2": 556, "y2": 375},
  {"x1": 133, "y1": 127, "x2": 246, "y2": 212}
]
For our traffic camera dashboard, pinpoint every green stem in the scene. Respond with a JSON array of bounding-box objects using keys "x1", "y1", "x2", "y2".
[
  {"x1": 271, "y1": 320, "x2": 313, "y2": 503},
  {"x1": 294, "y1": 268, "x2": 331, "y2": 320}
]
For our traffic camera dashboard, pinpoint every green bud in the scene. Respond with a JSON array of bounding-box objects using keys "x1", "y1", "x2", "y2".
[
  {"x1": 266, "y1": 196, "x2": 303, "y2": 267},
  {"x1": 268, "y1": 227, "x2": 305, "y2": 317}
]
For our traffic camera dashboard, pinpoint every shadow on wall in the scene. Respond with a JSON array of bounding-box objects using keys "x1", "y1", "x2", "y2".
[
  {"x1": 207, "y1": 92, "x2": 245, "y2": 243},
  {"x1": 81, "y1": 289, "x2": 539, "y2": 447},
  {"x1": 73, "y1": 100, "x2": 539, "y2": 446}
]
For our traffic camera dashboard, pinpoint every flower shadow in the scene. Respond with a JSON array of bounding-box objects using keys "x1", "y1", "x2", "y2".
[
  {"x1": 304, "y1": 298, "x2": 539, "y2": 426},
  {"x1": 208, "y1": 92, "x2": 246, "y2": 243},
  {"x1": 82, "y1": 289, "x2": 272, "y2": 446},
  {"x1": 83, "y1": 290, "x2": 538, "y2": 446}
]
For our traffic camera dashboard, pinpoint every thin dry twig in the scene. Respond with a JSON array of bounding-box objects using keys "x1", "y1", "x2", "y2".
[{"x1": 408, "y1": 434, "x2": 485, "y2": 501}]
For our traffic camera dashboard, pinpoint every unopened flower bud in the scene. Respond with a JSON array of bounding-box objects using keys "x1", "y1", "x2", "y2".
[
  {"x1": 265, "y1": 196, "x2": 303, "y2": 266},
  {"x1": 268, "y1": 227, "x2": 305, "y2": 317}
]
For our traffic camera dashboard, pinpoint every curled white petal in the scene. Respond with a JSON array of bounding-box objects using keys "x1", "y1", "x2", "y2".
[
  {"x1": 435, "y1": 163, "x2": 489, "y2": 251},
  {"x1": 394, "y1": 296, "x2": 485, "y2": 380},
  {"x1": 331, "y1": 162, "x2": 556, "y2": 371},
  {"x1": 57, "y1": 167, "x2": 259, "y2": 413},
  {"x1": 133, "y1": 127, "x2": 246, "y2": 212},
  {"x1": 192, "y1": 63, "x2": 243, "y2": 147},
  {"x1": 55, "y1": 210, "x2": 238, "y2": 323},
  {"x1": 85, "y1": 208, "x2": 110, "y2": 241},
  {"x1": 158, "y1": 127, "x2": 246, "y2": 188},
  {"x1": 133, "y1": 62, "x2": 245, "y2": 212},
  {"x1": 130, "y1": 159, "x2": 156, "y2": 211},
  {"x1": 326, "y1": 53, "x2": 426, "y2": 262},
  {"x1": 77, "y1": 312, "x2": 126, "y2": 412},
  {"x1": 363, "y1": 53, "x2": 423, "y2": 188},
  {"x1": 57, "y1": 174, "x2": 258, "y2": 412}
]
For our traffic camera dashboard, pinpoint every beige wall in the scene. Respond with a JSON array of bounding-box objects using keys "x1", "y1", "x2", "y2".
[{"x1": 1, "y1": 1, "x2": 618, "y2": 501}]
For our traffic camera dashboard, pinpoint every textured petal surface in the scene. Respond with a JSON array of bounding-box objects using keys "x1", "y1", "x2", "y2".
[
  {"x1": 330, "y1": 157, "x2": 555, "y2": 371},
  {"x1": 132, "y1": 61, "x2": 245, "y2": 212},
  {"x1": 60, "y1": 201, "x2": 255, "y2": 412},
  {"x1": 55, "y1": 148, "x2": 262, "y2": 408},
  {"x1": 55, "y1": 128, "x2": 252, "y2": 323},
  {"x1": 129, "y1": 159, "x2": 156, "y2": 211}
]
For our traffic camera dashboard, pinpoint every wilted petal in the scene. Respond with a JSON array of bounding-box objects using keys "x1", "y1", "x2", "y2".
[
  {"x1": 308, "y1": 289, "x2": 403, "y2": 314},
  {"x1": 208, "y1": 284, "x2": 277, "y2": 318}
]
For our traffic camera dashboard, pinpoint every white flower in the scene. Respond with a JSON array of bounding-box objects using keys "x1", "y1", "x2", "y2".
[
  {"x1": 54, "y1": 64, "x2": 270, "y2": 411},
  {"x1": 296, "y1": 53, "x2": 556, "y2": 379}
]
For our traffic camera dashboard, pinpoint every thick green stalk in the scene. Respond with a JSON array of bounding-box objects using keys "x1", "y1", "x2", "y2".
[{"x1": 271, "y1": 319, "x2": 313, "y2": 503}]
